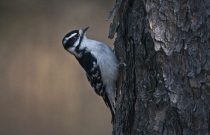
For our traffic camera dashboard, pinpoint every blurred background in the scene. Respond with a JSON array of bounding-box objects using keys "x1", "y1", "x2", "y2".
[{"x1": 0, "y1": 0, "x2": 114, "y2": 135}]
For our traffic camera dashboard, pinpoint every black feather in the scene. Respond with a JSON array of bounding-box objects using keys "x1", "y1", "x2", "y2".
[
  {"x1": 77, "y1": 51, "x2": 115, "y2": 121},
  {"x1": 77, "y1": 51, "x2": 104, "y2": 95}
]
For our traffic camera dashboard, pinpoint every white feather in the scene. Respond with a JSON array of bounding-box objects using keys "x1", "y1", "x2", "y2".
[{"x1": 80, "y1": 36, "x2": 119, "y2": 100}]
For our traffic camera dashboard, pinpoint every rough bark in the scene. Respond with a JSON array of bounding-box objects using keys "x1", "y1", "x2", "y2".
[{"x1": 109, "y1": 0, "x2": 210, "y2": 135}]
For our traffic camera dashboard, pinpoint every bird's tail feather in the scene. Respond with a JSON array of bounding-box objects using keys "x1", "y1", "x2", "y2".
[{"x1": 103, "y1": 94, "x2": 115, "y2": 123}]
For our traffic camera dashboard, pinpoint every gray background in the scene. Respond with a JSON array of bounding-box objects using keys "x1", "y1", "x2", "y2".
[{"x1": 0, "y1": 0, "x2": 113, "y2": 135}]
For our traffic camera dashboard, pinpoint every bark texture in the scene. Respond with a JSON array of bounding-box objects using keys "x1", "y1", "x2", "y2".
[{"x1": 109, "y1": 0, "x2": 210, "y2": 135}]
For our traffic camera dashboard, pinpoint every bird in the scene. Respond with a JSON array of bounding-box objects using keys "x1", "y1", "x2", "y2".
[{"x1": 62, "y1": 27, "x2": 119, "y2": 122}]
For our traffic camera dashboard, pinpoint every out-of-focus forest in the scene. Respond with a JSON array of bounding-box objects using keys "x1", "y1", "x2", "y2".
[{"x1": 0, "y1": 0, "x2": 113, "y2": 135}]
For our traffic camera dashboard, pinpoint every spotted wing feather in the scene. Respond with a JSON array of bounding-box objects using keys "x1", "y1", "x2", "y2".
[
  {"x1": 86, "y1": 66, "x2": 104, "y2": 96},
  {"x1": 76, "y1": 51, "x2": 114, "y2": 117}
]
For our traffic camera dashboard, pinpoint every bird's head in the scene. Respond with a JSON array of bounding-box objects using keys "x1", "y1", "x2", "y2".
[{"x1": 62, "y1": 27, "x2": 89, "y2": 55}]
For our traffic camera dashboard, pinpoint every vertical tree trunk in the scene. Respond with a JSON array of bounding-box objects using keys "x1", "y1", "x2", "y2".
[{"x1": 109, "y1": 0, "x2": 210, "y2": 135}]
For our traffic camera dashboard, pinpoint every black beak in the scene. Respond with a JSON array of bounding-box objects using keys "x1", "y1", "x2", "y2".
[{"x1": 83, "y1": 26, "x2": 89, "y2": 34}]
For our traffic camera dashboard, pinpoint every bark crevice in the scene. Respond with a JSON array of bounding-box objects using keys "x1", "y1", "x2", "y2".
[{"x1": 109, "y1": 0, "x2": 210, "y2": 135}]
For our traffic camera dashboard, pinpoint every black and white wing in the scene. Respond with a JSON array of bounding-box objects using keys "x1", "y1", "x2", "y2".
[
  {"x1": 86, "y1": 67, "x2": 104, "y2": 96},
  {"x1": 76, "y1": 51, "x2": 104, "y2": 95},
  {"x1": 76, "y1": 51, "x2": 115, "y2": 119},
  {"x1": 86, "y1": 67, "x2": 115, "y2": 120}
]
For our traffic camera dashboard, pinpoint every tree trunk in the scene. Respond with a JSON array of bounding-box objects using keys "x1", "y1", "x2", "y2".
[{"x1": 109, "y1": 0, "x2": 210, "y2": 135}]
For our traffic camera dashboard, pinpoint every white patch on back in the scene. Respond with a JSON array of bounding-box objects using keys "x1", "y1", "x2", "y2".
[{"x1": 80, "y1": 37, "x2": 119, "y2": 94}]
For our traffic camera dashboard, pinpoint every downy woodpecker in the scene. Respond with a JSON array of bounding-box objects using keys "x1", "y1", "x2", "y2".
[{"x1": 62, "y1": 27, "x2": 119, "y2": 122}]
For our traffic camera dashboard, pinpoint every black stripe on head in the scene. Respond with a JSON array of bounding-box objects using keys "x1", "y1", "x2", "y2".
[
  {"x1": 75, "y1": 27, "x2": 88, "y2": 53},
  {"x1": 62, "y1": 30, "x2": 79, "y2": 50}
]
